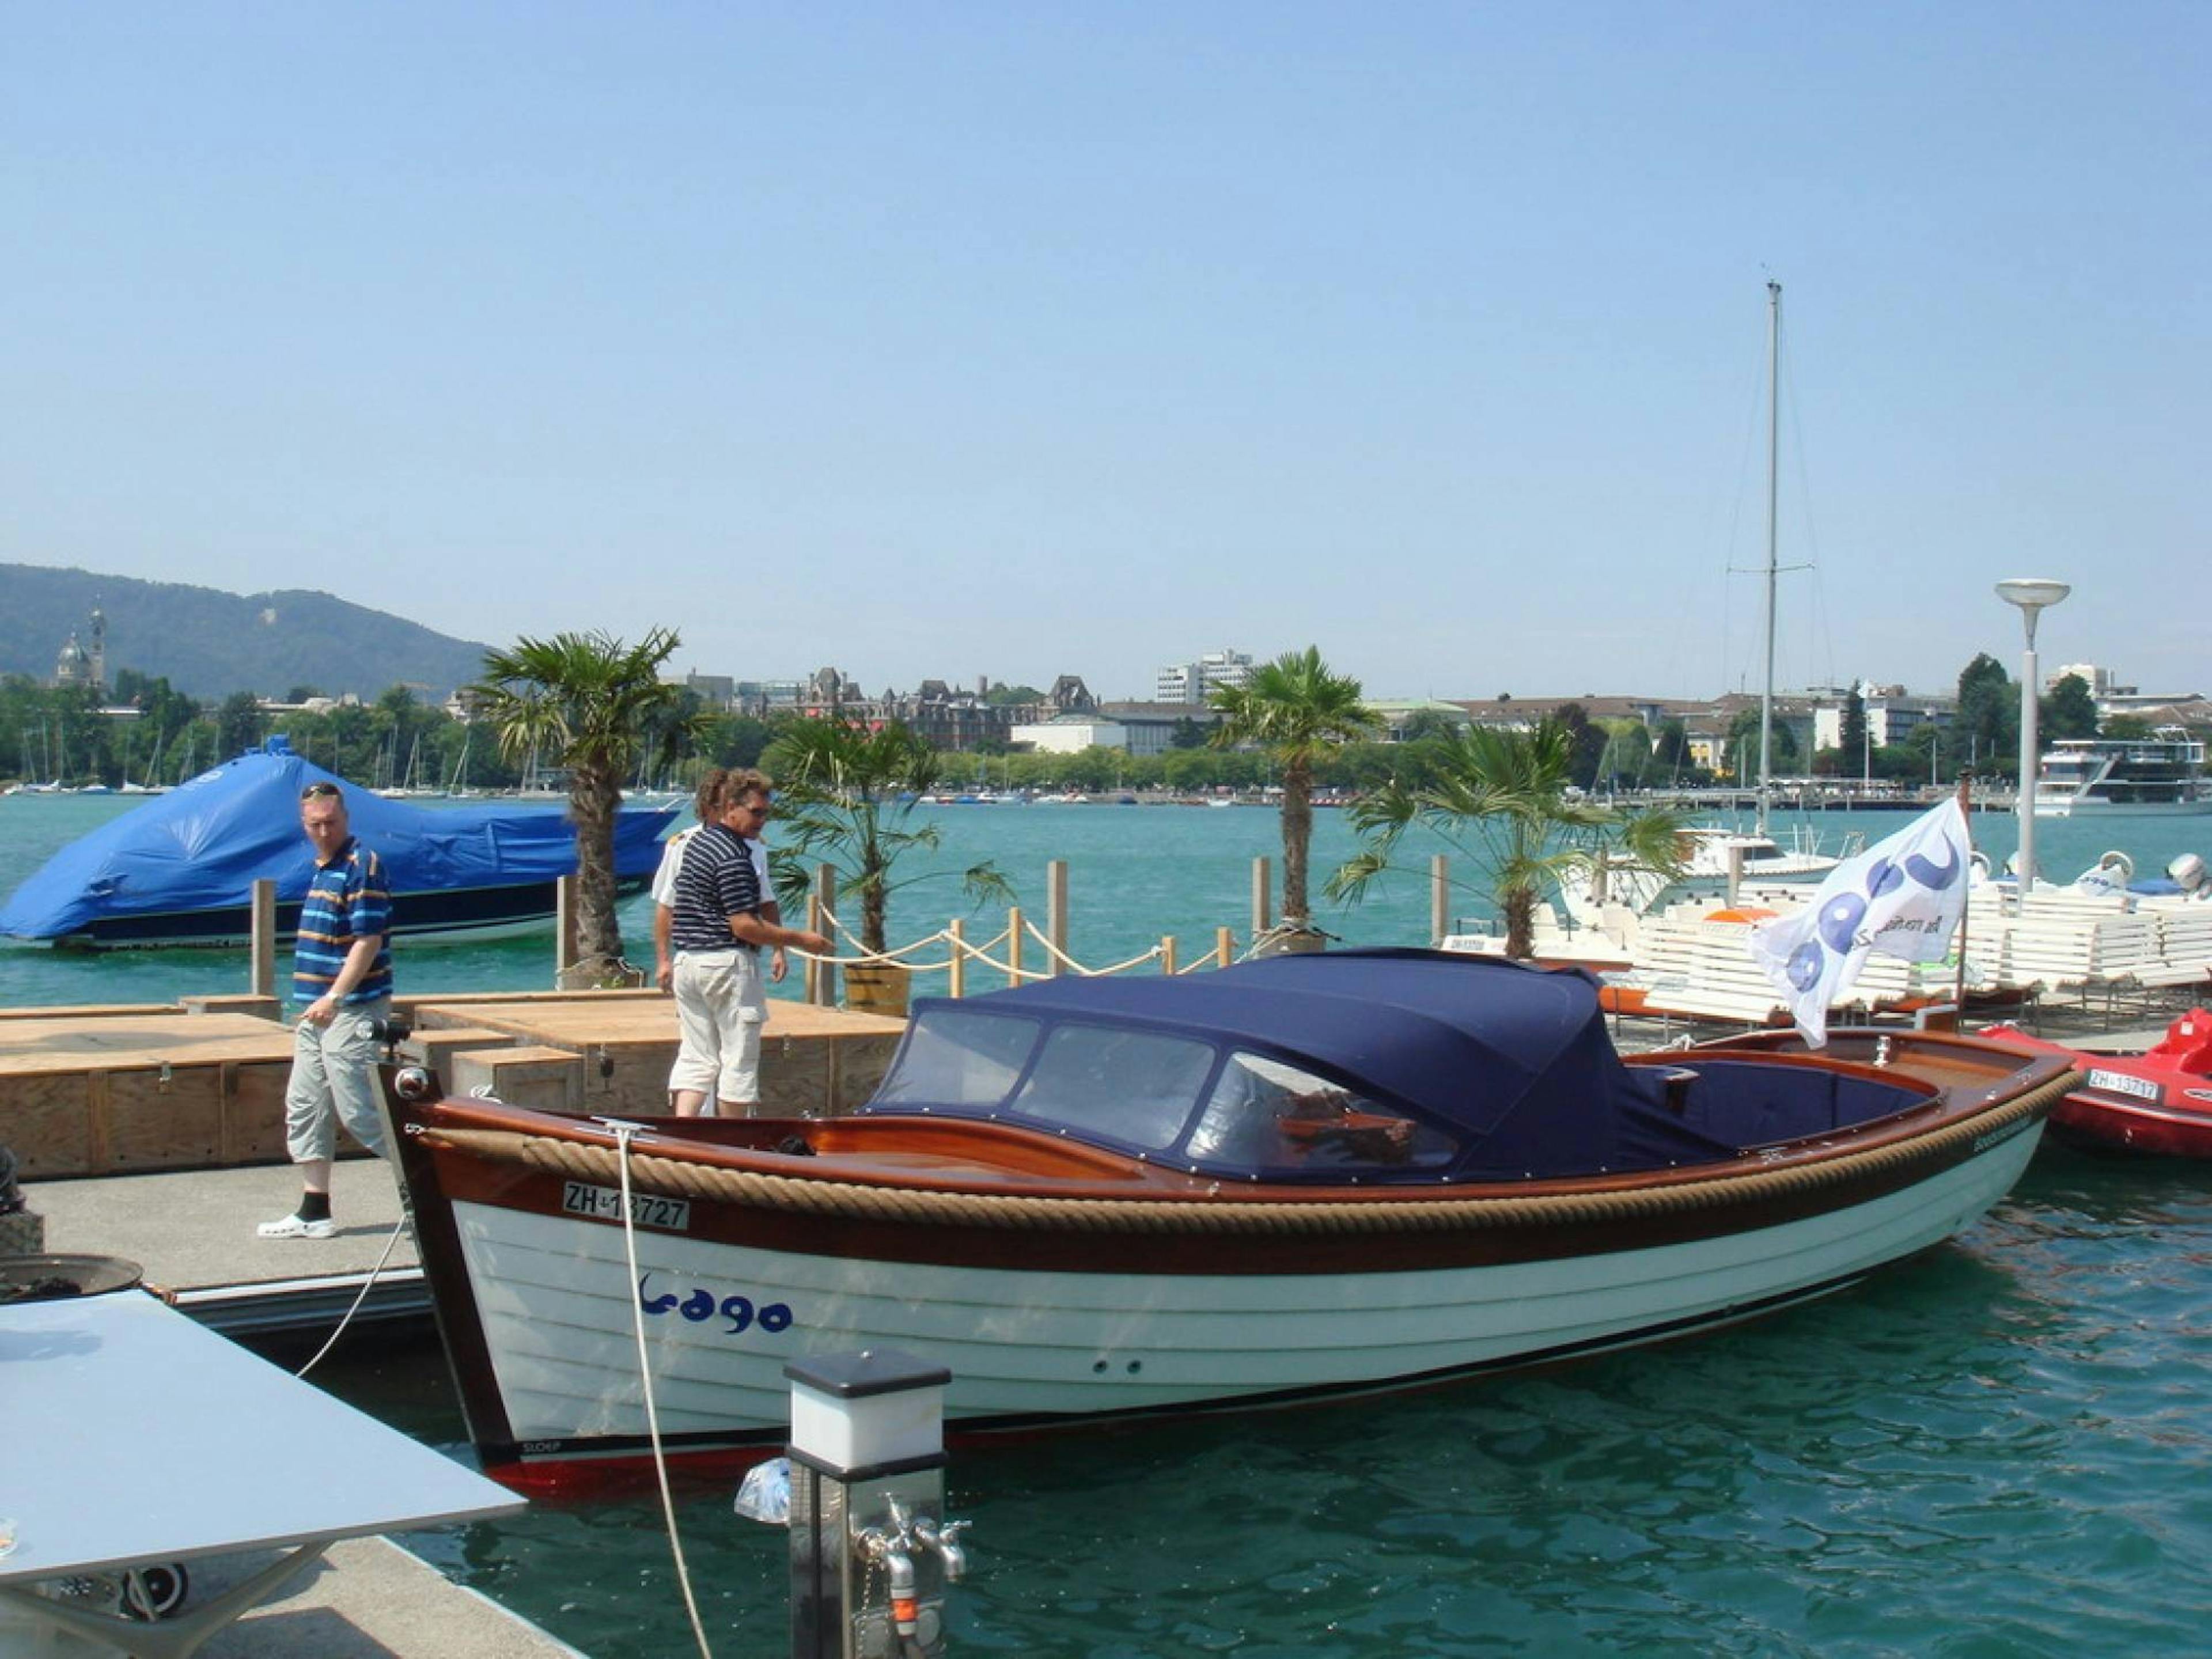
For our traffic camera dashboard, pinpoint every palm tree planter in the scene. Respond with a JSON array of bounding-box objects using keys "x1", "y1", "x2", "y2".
[
  {"x1": 766, "y1": 717, "x2": 1013, "y2": 1016},
  {"x1": 470, "y1": 628, "x2": 704, "y2": 986},
  {"x1": 1327, "y1": 718, "x2": 1687, "y2": 960},
  {"x1": 1208, "y1": 647, "x2": 1380, "y2": 952}
]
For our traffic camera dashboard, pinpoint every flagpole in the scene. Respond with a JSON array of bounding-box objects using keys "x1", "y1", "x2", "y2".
[{"x1": 1952, "y1": 771, "x2": 1974, "y2": 1024}]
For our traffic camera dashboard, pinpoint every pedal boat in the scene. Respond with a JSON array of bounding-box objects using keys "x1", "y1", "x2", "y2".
[{"x1": 384, "y1": 949, "x2": 2075, "y2": 1493}]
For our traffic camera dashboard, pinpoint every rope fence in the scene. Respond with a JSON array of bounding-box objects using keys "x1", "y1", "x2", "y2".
[
  {"x1": 546, "y1": 850, "x2": 1387, "y2": 1005},
  {"x1": 762, "y1": 856, "x2": 1259, "y2": 1004}
]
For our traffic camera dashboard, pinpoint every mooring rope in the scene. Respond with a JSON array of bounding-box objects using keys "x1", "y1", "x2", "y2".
[
  {"x1": 423, "y1": 1069, "x2": 2074, "y2": 1238},
  {"x1": 613, "y1": 1123, "x2": 715, "y2": 1659}
]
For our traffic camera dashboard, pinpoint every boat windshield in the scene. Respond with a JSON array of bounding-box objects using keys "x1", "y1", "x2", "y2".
[
  {"x1": 869, "y1": 1006, "x2": 1462, "y2": 1175},
  {"x1": 1184, "y1": 1052, "x2": 1457, "y2": 1173}
]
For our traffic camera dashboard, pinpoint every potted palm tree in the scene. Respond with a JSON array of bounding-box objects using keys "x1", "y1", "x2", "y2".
[
  {"x1": 765, "y1": 716, "x2": 1014, "y2": 1014},
  {"x1": 1327, "y1": 717, "x2": 1687, "y2": 960},
  {"x1": 471, "y1": 628, "x2": 706, "y2": 984},
  {"x1": 1208, "y1": 647, "x2": 1381, "y2": 953}
]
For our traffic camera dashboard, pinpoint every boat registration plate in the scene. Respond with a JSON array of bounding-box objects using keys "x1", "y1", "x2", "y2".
[
  {"x1": 2086, "y1": 1069, "x2": 2161, "y2": 1104},
  {"x1": 561, "y1": 1181, "x2": 692, "y2": 1232}
]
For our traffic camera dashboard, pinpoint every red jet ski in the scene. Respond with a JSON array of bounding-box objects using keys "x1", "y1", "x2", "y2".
[{"x1": 1981, "y1": 1009, "x2": 2212, "y2": 1157}]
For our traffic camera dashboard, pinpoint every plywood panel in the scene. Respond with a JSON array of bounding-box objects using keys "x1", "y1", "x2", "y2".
[
  {"x1": 225, "y1": 1062, "x2": 295, "y2": 1165},
  {"x1": 107, "y1": 1067, "x2": 225, "y2": 1171},
  {"x1": 1, "y1": 1073, "x2": 94, "y2": 1176}
]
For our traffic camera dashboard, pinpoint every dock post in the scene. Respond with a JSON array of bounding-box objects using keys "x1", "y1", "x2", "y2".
[
  {"x1": 1046, "y1": 861, "x2": 1069, "y2": 976},
  {"x1": 1430, "y1": 855, "x2": 1449, "y2": 947},
  {"x1": 805, "y1": 896, "x2": 823, "y2": 1005},
  {"x1": 947, "y1": 919, "x2": 966, "y2": 999},
  {"x1": 249, "y1": 879, "x2": 277, "y2": 999},
  {"x1": 1161, "y1": 935, "x2": 1178, "y2": 976},
  {"x1": 555, "y1": 876, "x2": 578, "y2": 981},
  {"x1": 1005, "y1": 907, "x2": 1024, "y2": 987},
  {"x1": 813, "y1": 865, "x2": 839, "y2": 1008},
  {"x1": 1217, "y1": 925, "x2": 1235, "y2": 968},
  {"x1": 1726, "y1": 844, "x2": 1745, "y2": 907},
  {"x1": 1251, "y1": 857, "x2": 1271, "y2": 939}
]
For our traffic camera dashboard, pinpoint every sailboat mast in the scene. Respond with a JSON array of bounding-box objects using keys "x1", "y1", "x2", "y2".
[{"x1": 1757, "y1": 279, "x2": 1781, "y2": 838}]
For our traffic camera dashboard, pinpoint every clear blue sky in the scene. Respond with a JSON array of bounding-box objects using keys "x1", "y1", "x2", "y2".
[{"x1": 4, "y1": 4, "x2": 2205, "y2": 704}]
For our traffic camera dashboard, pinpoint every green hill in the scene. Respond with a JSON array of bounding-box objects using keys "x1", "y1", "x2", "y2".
[{"x1": 0, "y1": 563, "x2": 493, "y2": 699}]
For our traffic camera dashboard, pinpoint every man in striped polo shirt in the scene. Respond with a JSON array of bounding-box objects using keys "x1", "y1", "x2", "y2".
[
  {"x1": 667, "y1": 768, "x2": 828, "y2": 1116},
  {"x1": 259, "y1": 780, "x2": 395, "y2": 1240}
]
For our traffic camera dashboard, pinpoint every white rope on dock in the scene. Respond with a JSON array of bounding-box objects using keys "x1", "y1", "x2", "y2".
[{"x1": 779, "y1": 897, "x2": 1217, "y2": 986}]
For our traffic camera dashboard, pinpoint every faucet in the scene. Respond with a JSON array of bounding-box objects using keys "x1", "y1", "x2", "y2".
[{"x1": 912, "y1": 1516, "x2": 970, "y2": 1581}]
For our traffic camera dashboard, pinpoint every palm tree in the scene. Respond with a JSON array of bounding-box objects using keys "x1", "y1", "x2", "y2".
[
  {"x1": 471, "y1": 628, "x2": 704, "y2": 980},
  {"x1": 1209, "y1": 647, "x2": 1381, "y2": 941},
  {"x1": 765, "y1": 716, "x2": 1013, "y2": 956},
  {"x1": 1327, "y1": 717, "x2": 1687, "y2": 960}
]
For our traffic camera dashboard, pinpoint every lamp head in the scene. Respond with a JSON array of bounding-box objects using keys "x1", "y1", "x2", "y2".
[
  {"x1": 1995, "y1": 577, "x2": 2070, "y2": 614},
  {"x1": 1996, "y1": 577, "x2": 2070, "y2": 649}
]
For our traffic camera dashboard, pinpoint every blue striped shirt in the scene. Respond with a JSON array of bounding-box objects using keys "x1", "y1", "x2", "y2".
[
  {"x1": 293, "y1": 837, "x2": 393, "y2": 1004},
  {"x1": 669, "y1": 823, "x2": 762, "y2": 953}
]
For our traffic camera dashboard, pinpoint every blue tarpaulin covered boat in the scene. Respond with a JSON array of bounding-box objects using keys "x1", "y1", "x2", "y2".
[{"x1": 0, "y1": 738, "x2": 677, "y2": 948}]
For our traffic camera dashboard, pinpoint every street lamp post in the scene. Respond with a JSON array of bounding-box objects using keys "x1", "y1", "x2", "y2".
[{"x1": 1995, "y1": 577, "x2": 2071, "y2": 891}]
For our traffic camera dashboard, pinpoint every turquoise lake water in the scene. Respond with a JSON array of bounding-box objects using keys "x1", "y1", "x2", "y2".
[{"x1": 6, "y1": 793, "x2": 2212, "y2": 1655}]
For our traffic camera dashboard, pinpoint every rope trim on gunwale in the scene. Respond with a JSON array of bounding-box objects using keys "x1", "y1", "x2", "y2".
[{"x1": 420, "y1": 1070, "x2": 2075, "y2": 1237}]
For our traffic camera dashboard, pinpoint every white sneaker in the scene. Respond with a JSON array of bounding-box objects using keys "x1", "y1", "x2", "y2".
[{"x1": 257, "y1": 1213, "x2": 335, "y2": 1240}]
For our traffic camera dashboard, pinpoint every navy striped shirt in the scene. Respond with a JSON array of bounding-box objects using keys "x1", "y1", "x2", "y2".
[
  {"x1": 669, "y1": 823, "x2": 763, "y2": 953},
  {"x1": 293, "y1": 837, "x2": 394, "y2": 1004}
]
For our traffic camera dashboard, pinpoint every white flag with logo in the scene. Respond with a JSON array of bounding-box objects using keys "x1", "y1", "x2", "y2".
[{"x1": 1748, "y1": 798, "x2": 1972, "y2": 1048}]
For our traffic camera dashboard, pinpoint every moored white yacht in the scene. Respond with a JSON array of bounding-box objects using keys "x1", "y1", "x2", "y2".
[{"x1": 2031, "y1": 732, "x2": 2211, "y2": 818}]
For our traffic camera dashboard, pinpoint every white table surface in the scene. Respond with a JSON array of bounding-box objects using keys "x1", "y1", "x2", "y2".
[{"x1": 0, "y1": 1286, "x2": 522, "y2": 1584}]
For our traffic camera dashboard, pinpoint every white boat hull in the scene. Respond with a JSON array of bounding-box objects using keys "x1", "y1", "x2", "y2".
[{"x1": 451, "y1": 1122, "x2": 2040, "y2": 1449}]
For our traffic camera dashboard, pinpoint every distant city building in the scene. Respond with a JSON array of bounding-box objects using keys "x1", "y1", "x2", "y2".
[
  {"x1": 1812, "y1": 685, "x2": 1955, "y2": 753},
  {"x1": 1010, "y1": 714, "x2": 1131, "y2": 754},
  {"x1": 1156, "y1": 647, "x2": 1254, "y2": 706},
  {"x1": 2050, "y1": 662, "x2": 2117, "y2": 699},
  {"x1": 51, "y1": 607, "x2": 106, "y2": 692},
  {"x1": 1367, "y1": 699, "x2": 1470, "y2": 740},
  {"x1": 1097, "y1": 702, "x2": 1221, "y2": 757},
  {"x1": 2047, "y1": 662, "x2": 2207, "y2": 720},
  {"x1": 681, "y1": 672, "x2": 736, "y2": 708}
]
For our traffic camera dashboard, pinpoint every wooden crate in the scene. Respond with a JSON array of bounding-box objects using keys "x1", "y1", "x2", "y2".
[
  {"x1": 400, "y1": 1026, "x2": 518, "y2": 1092},
  {"x1": 452, "y1": 1045, "x2": 587, "y2": 1114}
]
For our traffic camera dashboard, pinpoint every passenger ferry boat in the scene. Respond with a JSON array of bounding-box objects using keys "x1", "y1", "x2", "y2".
[{"x1": 2031, "y1": 732, "x2": 2211, "y2": 818}]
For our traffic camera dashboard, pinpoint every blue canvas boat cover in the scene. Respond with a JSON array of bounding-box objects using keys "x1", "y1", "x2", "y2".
[
  {"x1": 881, "y1": 948, "x2": 1729, "y2": 1181},
  {"x1": 0, "y1": 738, "x2": 677, "y2": 941}
]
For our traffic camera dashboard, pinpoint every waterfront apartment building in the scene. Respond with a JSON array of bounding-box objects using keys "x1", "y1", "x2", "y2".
[
  {"x1": 1156, "y1": 647, "x2": 1255, "y2": 705},
  {"x1": 1810, "y1": 685, "x2": 1955, "y2": 753}
]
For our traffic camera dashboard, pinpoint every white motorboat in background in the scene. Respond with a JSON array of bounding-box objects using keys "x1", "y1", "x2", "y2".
[{"x1": 2031, "y1": 732, "x2": 2211, "y2": 818}]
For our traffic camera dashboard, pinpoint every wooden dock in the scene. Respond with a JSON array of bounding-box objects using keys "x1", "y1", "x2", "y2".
[{"x1": 1, "y1": 991, "x2": 910, "y2": 1179}]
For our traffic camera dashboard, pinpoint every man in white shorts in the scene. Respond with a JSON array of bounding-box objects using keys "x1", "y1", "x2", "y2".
[{"x1": 663, "y1": 770, "x2": 827, "y2": 1116}]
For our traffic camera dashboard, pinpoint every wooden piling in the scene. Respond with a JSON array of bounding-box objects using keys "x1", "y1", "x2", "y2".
[
  {"x1": 812, "y1": 864, "x2": 839, "y2": 1007},
  {"x1": 1161, "y1": 935, "x2": 1178, "y2": 976},
  {"x1": 1251, "y1": 857, "x2": 1271, "y2": 938},
  {"x1": 1430, "y1": 854, "x2": 1449, "y2": 947},
  {"x1": 948, "y1": 918, "x2": 967, "y2": 999},
  {"x1": 555, "y1": 876, "x2": 578, "y2": 980},
  {"x1": 1006, "y1": 906, "x2": 1024, "y2": 987},
  {"x1": 249, "y1": 878, "x2": 277, "y2": 998},
  {"x1": 1047, "y1": 860, "x2": 1069, "y2": 976}
]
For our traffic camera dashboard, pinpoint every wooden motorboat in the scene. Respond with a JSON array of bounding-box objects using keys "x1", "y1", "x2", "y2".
[
  {"x1": 383, "y1": 949, "x2": 2075, "y2": 1493},
  {"x1": 1976, "y1": 1009, "x2": 2212, "y2": 1157}
]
